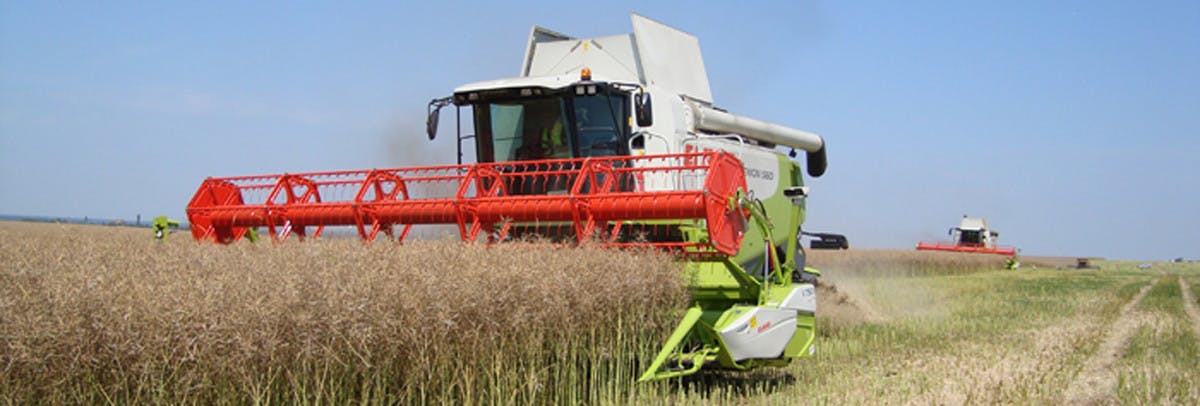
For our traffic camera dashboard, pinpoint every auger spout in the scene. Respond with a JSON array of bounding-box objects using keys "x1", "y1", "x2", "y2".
[{"x1": 687, "y1": 100, "x2": 828, "y2": 177}]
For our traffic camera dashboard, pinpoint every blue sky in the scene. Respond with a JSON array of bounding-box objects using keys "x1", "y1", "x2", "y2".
[{"x1": 1, "y1": 1, "x2": 1196, "y2": 259}]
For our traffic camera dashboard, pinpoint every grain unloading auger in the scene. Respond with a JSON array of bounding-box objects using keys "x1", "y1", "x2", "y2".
[{"x1": 187, "y1": 14, "x2": 829, "y2": 381}]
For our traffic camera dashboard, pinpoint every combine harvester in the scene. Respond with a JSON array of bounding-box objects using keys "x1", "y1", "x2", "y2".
[
  {"x1": 187, "y1": 14, "x2": 829, "y2": 381},
  {"x1": 917, "y1": 215, "x2": 1017, "y2": 255}
]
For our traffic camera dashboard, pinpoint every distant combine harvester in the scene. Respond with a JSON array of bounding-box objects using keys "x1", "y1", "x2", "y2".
[{"x1": 917, "y1": 215, "x2": 1017, "y2": 256}]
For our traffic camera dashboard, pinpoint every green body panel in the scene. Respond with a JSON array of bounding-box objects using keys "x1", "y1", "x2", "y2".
[
  {"x1": 639, "y1": 154, "x2": 820, "y2": 381},
  {"x1": 726, "y1": 157, "x2": 805, "y2": 272},
  {"x1": 685, "y1": 156, "x2": 805, "y2": 299},
  {"x1": 784, "y1": 313, "x2": 817, "y2": 357}
]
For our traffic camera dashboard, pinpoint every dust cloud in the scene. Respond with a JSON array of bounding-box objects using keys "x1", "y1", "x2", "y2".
[
  {"x1": 810, "y1": 250, "x2": 1002, "y2": 331},
  {"x1": 380, "y1": 112, "x2": 458, "y2": 167}
]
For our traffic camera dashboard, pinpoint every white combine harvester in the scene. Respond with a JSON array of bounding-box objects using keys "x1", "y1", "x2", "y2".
[
  {"x1": 190, "y1": 14, "x2": 830, "y2": 381},
  {"x1": 918, "y1": 215, "x2": 1016, "y2": 256}
]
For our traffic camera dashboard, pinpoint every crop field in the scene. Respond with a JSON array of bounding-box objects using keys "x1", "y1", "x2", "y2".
[{"x1": 2, "y1": 221, "x2": 1198, "y2": 404}]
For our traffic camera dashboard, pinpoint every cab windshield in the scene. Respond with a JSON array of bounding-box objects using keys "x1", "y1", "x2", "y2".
[
  {"x1": 957, "y1": 229, "x2": 983, "y2": 245},
  {"x1": 472, "y1": 92, "x2": 628, "y2": 163}
]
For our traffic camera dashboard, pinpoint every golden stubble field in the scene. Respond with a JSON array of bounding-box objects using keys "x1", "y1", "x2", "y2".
[{"x1": 2, "y1": 221, "x2": 1198, "y2": 404}]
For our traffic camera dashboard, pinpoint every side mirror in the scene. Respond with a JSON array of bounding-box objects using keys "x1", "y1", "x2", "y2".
[
  {"x1": 426, "y1": 97, "x2": 452, "y2": 140},
  {"x1": 634, "y1": 91, "x2": 653, "y2": 127},
  {"x1": 426, "y1": 109, "x2": 440, "y2": 140}
]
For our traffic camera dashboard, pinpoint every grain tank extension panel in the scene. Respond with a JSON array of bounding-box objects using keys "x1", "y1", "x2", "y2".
[{"x1": 523, "y1": 14, "x2": 713, "y2": 103}]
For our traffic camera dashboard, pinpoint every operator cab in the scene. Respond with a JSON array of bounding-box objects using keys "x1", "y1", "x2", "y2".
[
  {"x1": 439, "y1": 70, "x2": 643, "y2": 163},
  {"x1": 424, "y1": 74, "x2": 649, "y2": 197},
  {"x1": 452, "y1": 78, "x2": 631, "y2": 164},
  {"x1": 950, "y1": 216, "x2": 999, "y2": 248}
]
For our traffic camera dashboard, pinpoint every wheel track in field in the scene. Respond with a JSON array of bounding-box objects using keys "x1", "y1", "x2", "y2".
[
  {"x1": 1180, "y1": 277, "x2": 1200, "y2": 339},
  {"x1": 909, "y1": 306, "x2": 1104, "y2": 405},
  {"x1": 907, "y1": 282, "x2": 1120, "y2": 404},
  {"x1": 1061, "y1": 275, "x2": 1161, "y2": 406}
]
